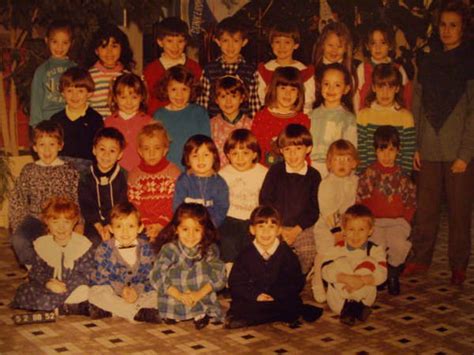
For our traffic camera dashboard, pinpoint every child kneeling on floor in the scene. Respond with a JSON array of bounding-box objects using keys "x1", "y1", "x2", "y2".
[
  {"x1": 226, "y1": 205, "x2": 323, "y2": 329},
  {"x1": 12, "y1": 197, "x2": 93, "y2": 317},
  {"x1": 322, "y1": 204, "x2": 387, "y2": 326},
  {"x1": 89, "y1": 202, "x2": 160, "y2": 323}
]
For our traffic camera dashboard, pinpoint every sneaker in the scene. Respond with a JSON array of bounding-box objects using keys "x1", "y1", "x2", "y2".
[
  {"x1": 451, "y1": 270, "x2": 466, "y2": 285},
  {"x1": 339, "y1": 300, "x2": 356, "y2": 326},
  {"x1": 134, "y1": 308, "x2": 161, "y2": 323},
  {"x1": 312, "y1": 283, "x2": 326, "y2": 303},
  {"x1": 194, "y1": 314, "x2": 210, "y2": 330},
  {"x1": 301, "y1": 304, "x2": 323, "y2": 322},
  {"x1": 354, "y1": 302, "x2": 372, "y2": 322},
  {"x1": 401, "y1": 263, "x2": 429, "y2": 277},
  {"x1": 89, "y1": 304, "x2": 112, "y2": 319}
]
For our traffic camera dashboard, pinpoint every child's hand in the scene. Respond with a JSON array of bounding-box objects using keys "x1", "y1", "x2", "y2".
[
  {"x1": 146, "y1": 223, "x2": 163, "y2": 242},
  {"x1": 256, "y1": 293, "x2": 274, "y2": 302},
  {"x1": 281, "y1": 226, "x2": 302, "y2": 246},
  {"x1": 180, "y1": 292, "x2": 196, "y2": 307},
  {"x1": 46, "y1": 279, "x2": 67, "y2": 294},
  {"x1": 333, "y1": 231, "x2": 344, "y2": 244},
  {"x1": 413, "y1": 151, "x2": 421, "y2": 171},
  {"x1": 74, "y1": 223, "x2": 84, "y2": 235},
  {"x1": 341, "y1": 275, "x2": 365, "y2": 293},
  {"x1": 94, "y1": 223, "x2": 111, "y2": 241},
  {"x1": 122, "y1": 286, "x2": 138, "y2": 303},
  {"x1": 451, "y1": 159, "x2": 467, "y2": 174}
]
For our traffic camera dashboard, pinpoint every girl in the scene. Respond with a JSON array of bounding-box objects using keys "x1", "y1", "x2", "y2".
[
  {"x1": 309, "y1": 63, "x2": 357, "y2": 178},
  {"x1": 251, "y1": 66, "x2": 310, "y2": 166},
  {"x1": 150, "y1": 203, "x2": 226, "y2": 329},
  {"x1": 153, "y1": 65, "x2": 211, "y2": 170},
  {"x1": 404, "y1": 1, "x2": 473, "y2": 285},
  {"x1": 11, "y1": 197, "x2": 94, "y2": 317},
  {"x1": 86, "y1": 24, "x2": 135, "y2": 117},
  {"x1": 355, "y1": 22, "x2": 412, "y2": 112},
  {"x1": 357, "y1": 63, "x2": 415, "y2": 173},
  {"x1": 104, "y1": 73, "x2": 152, "y2": 171},
  {"x1": 173, "y1": 135, "x2": 229, "y2": 228},
  {"x1": 211, "y1": 75, "x2": 252, "y2": 166},
  {"x1": 312, "y1": 22, "x2": 355, "y2": 85}
]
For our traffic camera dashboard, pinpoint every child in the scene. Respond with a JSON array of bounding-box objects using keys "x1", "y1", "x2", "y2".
[
  {"x1": 260, "y1": 124, "x2": 320, "y2": 274},
  {"x1": 86, "y1": 24, "x2": 134, "y2": 117},
  {"x1": 251, "y1": 66, "x2": 310, "y2": 166},
  {"x1": 150, "y1": 203, "x2": 226, "y2": 329},
  {"x1": 309, "y1": 63, "x2": 357, "y2": 178},
  {"x1": 104, "y1": 73, "x2": 152, "y2": 171},
  {"x1": 11, "y1": 197, "x2": 93, "y2": 316},
  {"x1": 50, "y1": 66, "x2": 103, "y2": 172},
  {"x1": 30, "y1": 20, "x2": 76, "y2": 127},
  {"x1": 89, "y1": 202, "x2": 161, "y2": 323},
  {"x1": 312, "y1": 22, "x2": 355, "y2": 87},
  {"x1": 79, "y1": 127, "x2": 128, "y2": 246},
  {"x1": 173, "y1": 135, "x2": 229, "y2": 228},
  {"x1": 128, "y1": 122, "x2": 181, "y2": 241},
  {"x1": 404, "y1": 1, "x2": 473, "y2": 285},
  {"x1": 218, "y1": 129, "x2": 268, "y2": 275},
  {"x1": 153, "y1": 65, "x2": 210, "y2": 170},
  {"x1": 10, "y1": 121, "x2": 80, "y2": 267},
  {"x1": 257, "y1": 21, "x2": 315, "y2": 113},
  {"x1": 226, "y1": 205, "x2": 323, "y2": 329},
  {"x1": 210, "y1": 75, "x2": 253, "y2": 166},
  {"x1": 357, "y1": 63, "x2": 415, "y2": 173},
  {"x1": 321, "y1": 204, "x2": 387, "y2": 326},
  {"x1": 197, "y1": 16, "x2": 260, "y2": 118},
  {"x1": 312, "y1": 140, "x2": 359, "y2": 303},
  {"x1": 355, "y1": 22, "x2": 412, "y2": 112},
  {"x1": 357, "y1": 126, "x2": 416, "y2": 295},
  {"x1": 143, "y1": 17, "x2": 202, "y2": 115}
]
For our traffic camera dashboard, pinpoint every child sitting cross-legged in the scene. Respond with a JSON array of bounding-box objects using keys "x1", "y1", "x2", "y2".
[
  {"x1": 357, "y1": 125, "x2": 416, "y2": 295},
  {"x1": 322, "y1": 204, "x2": 387, "y2": 326},
  {"x1": 150, "y1": 203, "x2": 226, "y2": 330},
  {"x1": 226, "y1": 205, "x2": 323, "y2": 329},
  {"x1": 89, "y1": 202, "x2": 161, "y2": 323},
  {"x1": 12, "y1": 197, "x2": 94, "y2": 317},
  {"x1": 128, "y1": 122, "x2": 181, "y2": 241}
]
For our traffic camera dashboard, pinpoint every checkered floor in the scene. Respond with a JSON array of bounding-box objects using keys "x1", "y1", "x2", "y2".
[{"x1": 1, "y1": 210, "x2": 473, "y2": 354}]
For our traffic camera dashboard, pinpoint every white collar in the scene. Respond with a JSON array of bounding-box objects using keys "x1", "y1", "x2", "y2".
[
  {"x1": 371, "y1": 57, "x2": 392, "y2": 64},
  {"x1": 323, "y1": 57, "x2": 343, "y2": 65},
  {"x1": 285, "y1": 161, "x2": 308, "y2": 175},
  {"x1": 36, "y1": 158, "x2": 64, "y2": 167},
  {"x1": 253, "y1": 238, "x2": 280, "y2": 259},
  {"x1": 159, "y1": 54, "x2": 186, "y2": 69}
]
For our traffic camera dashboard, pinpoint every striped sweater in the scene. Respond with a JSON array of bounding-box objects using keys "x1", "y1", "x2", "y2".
[
  {"x1": 89, "y1": 61, "x2": 125, "y2": 117},
  {"x1": 357, "y1": 103, "x2": 415, "y2": 173}
]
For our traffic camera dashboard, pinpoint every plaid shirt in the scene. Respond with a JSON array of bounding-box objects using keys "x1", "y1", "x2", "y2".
[
  {"x1": 197, "y1": 56, "x2": 261, "y2": 118},
  {"x1": 150, "y1": 241, "x2": 226, "y2": 321}
]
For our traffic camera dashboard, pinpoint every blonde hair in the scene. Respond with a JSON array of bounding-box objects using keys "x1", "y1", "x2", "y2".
[
  {"x1": 137, "y1": 122, "x2": 170, "y2": 148},
  {"x1": 326, "y1": 139, "x2": 359, "y2": 169}
]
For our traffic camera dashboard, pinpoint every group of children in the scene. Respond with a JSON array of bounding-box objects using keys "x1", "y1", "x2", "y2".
[{"x1": 9, "y1": 0, "x2": 472, "y2": 329}]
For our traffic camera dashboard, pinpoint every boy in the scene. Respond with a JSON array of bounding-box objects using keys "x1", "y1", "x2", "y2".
[
  {"x1": 322, "y1": 204, "x2": 387, "y2": 326},
  {"x1": 257, "y1": 21, "x2": 315, "y2": 113},
  {"x1": 78, "y1": 127, "x2": 128, "y2": 246},
  {"x1": 89, "y1": 202, "x2": 160, "y2": 323},
  {"x1": 10, "y1": 121, "x2": 80, "y2": 267},
  {"x1": 128, "y1": 122, "x2": 181, "y2": 241},
  {"x1": 226, "y1": 205, "x2": 323, "y2": 329},
  {"x1": 218, "y1": 129, "x2": 268, "y2": 275},
  {"x1": 143, "y1": 17, "x2": 201, "y2": 115},
  {"x1": 259, "y1": 124, "x2": 321, "y2": 274},
  {"x1": 50, "y1": 67, "x2": 104, "y2": 171},
  {"x1": 357, "y1": 125, "x2": 416, "y2": 295},
  {"x1": 30, "y1": 20, "x2": 76, "y2": 127},
  {"x1": 197, "y1": 16, "x2": 260, "y2": 118}
]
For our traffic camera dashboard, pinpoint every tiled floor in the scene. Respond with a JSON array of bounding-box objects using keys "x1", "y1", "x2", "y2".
[{"x1": 1, "y1": 210, "x2": 473, "y2": 354}]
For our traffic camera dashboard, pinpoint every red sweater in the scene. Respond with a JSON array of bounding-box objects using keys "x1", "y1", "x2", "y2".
[
  {"x1": 251, "y1": 107, "x2": 310, "y2": 166},
  {"x1": 143, "y1": 58, "x2": 202, "y2": 115}
]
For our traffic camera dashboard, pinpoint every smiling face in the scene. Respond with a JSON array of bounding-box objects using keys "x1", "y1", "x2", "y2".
[
  {"x1": 109, "y1": 213, "x2": 143, "y2": 247},
  {"x1": 115, "y1": 86, "x2": 142, "y2": 115},
  {"x1": 328, "y1": 153, "x2": 356, "y2": 177},
  {"x1": 275, "y1": 85, "x2": 299, "y2": 112},
  {"x1": 93, "y1": 137, "x2": 123, "y2": 173},
  {"x1": 271, "y1": 35, "x2": 299, "y2": 64},
  {"x1": 321, "y1": 69, "x2": 350, "y2": 108},
  {"x1": 189, "y1": 144, "x2": 215, "y2": 177},
  {"x1": 250, "y1": 220, "x2": 281, "y2": 250},
  {"x1": 323, "y1": 33, "x2": 345, "y2": 63},
  {"x1": 138, "y1": 135, "x2": 168, "y2": 166},
  {"x1": 368, "y1": 30, "x2": 390, "y2": 62},
  {"x1": 46, "y1": 30, "x2": 72, "y2": 59},
  {"x1": 215, "y1": 32, "x2": 248, "y2": 63},
  {"x1": 177, "y1": 217, "x2": 203, "y2": 249},
  {"x1": 343, "y1": 217, "x2": 373, "y2": 249},
  {"x1": 95, "y1": 37, "x2": 122, "y2": 68},
  {"x1": 439, "y1": 11, "x2": 463, "y2": 50},
  {"x1": 62, "y1": 86, "x2": 91, "y2": 111},
  {"x1": 33, "y1": 135, "x2": 63, "y2": 165},
  {"x1": 227, "y1": 146, "x2": 257, "y2": 172},
  {"x1": 376, "y1": 143, "x2": 399, "y2": 168},
  {"x1": 167, "y1": 80, "x2": 191, "y2": 110},
  {"x1": 47, "y1": 215, "x2": 77, "y2": 246},
  {"x1": 158, "y1": 35, "x2": 187, "y2": 60},
  {"x1": 215, "y1": 89, "x2": 244, "y2": 119},
  {"x1": 281, "y1": 144, "x2": 311, "y2": 171}
]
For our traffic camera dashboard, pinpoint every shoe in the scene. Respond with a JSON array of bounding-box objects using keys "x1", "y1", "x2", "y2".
[
  {"x1": 312, "y1": 283, "x2": 326, "y2": 303},
  {"x1": 339, "y1": 300, "x2": 356, "y2": 326},
  {"x1": 354, "y1": 302, "x2": 372, "y2": 322},
  {"x1": 134, "y1": 308, "x2": 161, "y2": 323},
  {"x1": 301, "y1": 304, "x2": 323, "y2": 322},
  {"x1": 218, "y1": 287, "x2": 232, "y2": 299},
  {"x1": 59, "y1": 302, "x2": 90, "y2": 316},
  {"x1": 376, "y1": 281, "x2": 386, "y2": 291},
  {"x1": 451, "y1": 270, "x2": 466, "y2": 285},
  {"x1": 387, "y1": 265, "x2": 401, "y2": 295},
  {"x1": 224, "y1": 316, "x2": 250, "y2": 329},
  {"x1": 89, "y1": 304, "x2": 112, "y2": 319},
  {"x1": 163, "y1": 318, "x2": 177, "y2": 325},
  {"x1": 401, "y1": 263, "x2": 429, "y2": 277},
  {"x1": 288, "y1": 319, "x2": 302, "y2": 329},
  {"x1": 194, "y1": 314, "x2": 210, "y2": 330}
]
